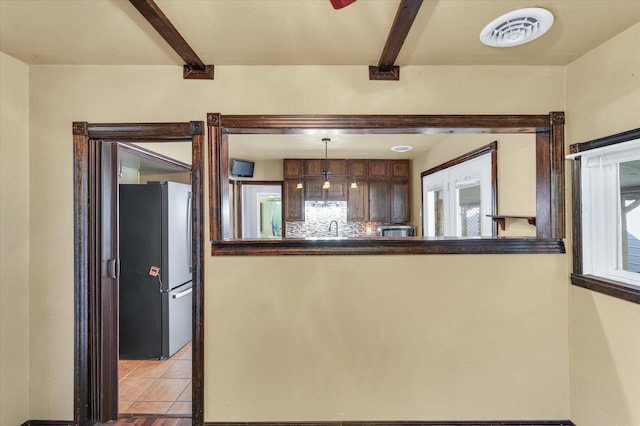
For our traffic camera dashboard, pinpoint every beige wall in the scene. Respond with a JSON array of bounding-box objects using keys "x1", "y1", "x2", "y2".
[
  {"x1": 0, "y1": 52, "x2": 31, "y2": 425},
  {"x1": 23, "y1": 63, "x2": 569, "y2": 421},
  {"x1": 566, "y1": 22, "x2": 640, "y2": 426},
  {"x1": 2, "y1": 21, "x2": 637, "y2": 424}
]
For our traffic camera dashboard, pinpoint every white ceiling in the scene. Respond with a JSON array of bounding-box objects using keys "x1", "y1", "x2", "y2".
[
  {"x1": 228, "y1": 132, "x2": 533, "y2": 160},
  {"x1": 2, "y1": 1, "x2": 637, "y2": 161},
  {"x1": 1, "y1": 0, "x2": 639, "y2": 67}
]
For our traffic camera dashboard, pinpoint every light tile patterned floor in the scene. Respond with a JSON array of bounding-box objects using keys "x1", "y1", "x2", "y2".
[{"x1": 119, "y1": 341, "x2": 192, "y2": 415}]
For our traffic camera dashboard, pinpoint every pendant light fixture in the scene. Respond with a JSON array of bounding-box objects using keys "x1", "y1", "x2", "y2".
[
  {"x1": 296, "y1": 137, "x2": 358, "y2": 192},
  {"x1": 322, "y1": 137, "x2": 331, "y2": 190}
]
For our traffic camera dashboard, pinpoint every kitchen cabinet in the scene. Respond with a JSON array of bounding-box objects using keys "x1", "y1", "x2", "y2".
[
  {"x1": 284, "y1": 159, "x2": 302, "y2": 179},
  {"x1": 368, "y1": 181, "x2": 390, "y2": 222},
  {"x1": 363, "y1": 180, "x2": 410, "y2": 223},
  {"x1": 284, "y1": 158, "x2": 410, "y2": 223},
  {"x1": 305, "y1": 178, "x2": 348, "y2": 201},
  {"x1": 348, "y1": 181, "x2": 368, "y2": 221},
  {"x1": 391, "y1": 181, "x2": 410, "y2": 223},
  {"x1": 349, "y1": 159, "x2": 410, "y2": 223},
  {"x1": 392, "y1": 160, "x2": 410, "y2": 179},
  {"x1": 304, "y1": 159, "x2": 347, "y2": 176},
  {"x1": 369, "y1": 159, "x2": 391, "y2": 179},
  {"x1": 283, "y1": 179, "x2": 304, "y2": 221},
  {"x1": 348, "y1": 159, "x2": 369, "y2": 178}
]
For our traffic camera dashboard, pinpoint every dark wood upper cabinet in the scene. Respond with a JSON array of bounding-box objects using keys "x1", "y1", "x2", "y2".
[
  {"x1": 391, "y1": 181, "x2": 410, "y2": 223},
  {"x1": 368, "y1": 181, "x2": 391, "y2": 221},
  {"x1": 304, "y1": 159, "x2": 324, "y2": 175},
  {"x1": 285, "y1": 158, "x2": 409, "y2": 222},
  {"x1": 325, "y1": 178, "x2": 348, "y2": 201},
  {"x1": 284, "y1": 179, "x2": 305, "y2": 221},
  {"x1": 348, "y1": 181, "x2": 369, "y2": 222},
  {"x1": 369, "y1": 159, "x2": 391, "y2": 179},
  {"x1": 348, "y1": 159, "x2": 369, "y2": 178},
  {"x1": 303, "y1": 159, "x2": 347, "y2": 176},
  {"x1": 392, "y1": 160, "x2": 410, "y2": 179},
  {"x1": 284, "y1": 159, "x2": 302, "y2": 179}
]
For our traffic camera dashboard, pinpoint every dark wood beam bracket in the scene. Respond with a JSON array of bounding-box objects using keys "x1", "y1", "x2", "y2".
[
  {"x1": 370, "y1": 0, "x2": 423, "y2": 81},
  {"x1": 369, "y1": 65, "x2": 400, "y2": 80},
  {"x1": 184, "y1": 64, "x2": 215, "y2": 80},
  {"x1": 130, "y1": 0, "x2": 214, "y2": 80}
]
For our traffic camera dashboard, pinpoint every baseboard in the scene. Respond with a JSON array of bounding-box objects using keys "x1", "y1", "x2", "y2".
[
  {"x1": 205, "y1": 421, "x2": 576, "y2": 426},
  {"x1": 21, "y1": 420, "x2": 575, "y2": 426}
]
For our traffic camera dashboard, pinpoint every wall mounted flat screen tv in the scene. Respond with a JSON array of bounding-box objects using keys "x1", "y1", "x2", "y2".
[{"x1": 231, "y1": 159, "x2": 255, "y2": 178}]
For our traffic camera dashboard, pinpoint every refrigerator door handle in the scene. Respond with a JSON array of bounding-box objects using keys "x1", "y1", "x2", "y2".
[
  {"x1": 187, "y1": 191, "x2": 192, "y2": 273},
  {"x1": 172, "y1": 287, "x2": 193, "y2": 299},
  {"x1": 107, "y1": 258, "x2": 119, "y2": 279}
]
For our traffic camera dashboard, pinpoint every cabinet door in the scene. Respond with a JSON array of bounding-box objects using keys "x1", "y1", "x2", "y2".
[
  {"x1": 284, "y1": 180, "x2": 305, "y2": 221},
  {"x1": 348, "y1": 159, "x2": 368, "y2": 178},
  {"x1": 305, "y1": 178, "x2": 347, "y2": 201},
  {"x1": 390, "y1": 181, "x2": 409, "y2": 223},
  {"x1": 284, "y1": 159, "x2": 303, "y2": 179},
  {"x1": 325, "y1": 178, "x2": 347, "y2": 201},
  {"x1": 304, "y1": 160, "x2": 324, "y2": 175},
  {"x1": 348, "y1": 181, "x2": 368, "y2": 221},
  {"x1": 328, "y1": 159, "x2": 347, "y2": 176},
  {"x1": 369, "y1": 160, "x2": 390, "y2": 179},
  {"x1": 304, "y1": 178, "x2": 324, "y2": 201},
  {"x1": 392, "y1": 160, "x2": 410, "y2": 179},
  {"x1": 369, "y1": 181, "x2": 390, "y2": 222}
]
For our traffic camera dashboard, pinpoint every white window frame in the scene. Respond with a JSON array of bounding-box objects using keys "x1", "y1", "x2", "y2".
[
  {"x1": 577, "y1": 138, "x2": 640, "y2": 288},
  {"x1": 422, "y1": 153, "x2": 493, "y2": 237}
]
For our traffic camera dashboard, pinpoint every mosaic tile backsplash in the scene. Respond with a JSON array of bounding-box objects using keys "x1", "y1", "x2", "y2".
[{"x1": 285, "y1": 201, "x2": 387, "y2": 238}]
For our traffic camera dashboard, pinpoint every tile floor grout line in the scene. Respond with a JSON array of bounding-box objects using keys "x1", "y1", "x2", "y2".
[{"x1": 119, "y1": 341, "x2": 193, "y2": 415}]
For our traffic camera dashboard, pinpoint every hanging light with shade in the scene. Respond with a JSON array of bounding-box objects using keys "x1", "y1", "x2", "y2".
[
  {"x1": 296, "y1": 137, "x2": 358, "y2": 192},
  {"x1": 321, "y1": 138, "x2": 331, "y2": 189}
]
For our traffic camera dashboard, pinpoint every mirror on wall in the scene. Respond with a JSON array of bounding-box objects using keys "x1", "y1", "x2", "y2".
[{"x1": 208, "y1": 113, "x2": 565, "y2": 255}]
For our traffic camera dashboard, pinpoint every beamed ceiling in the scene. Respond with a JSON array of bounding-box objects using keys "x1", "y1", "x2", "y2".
[{"x1": 1, "y1": 0, "x2": 639, "y2": 71}]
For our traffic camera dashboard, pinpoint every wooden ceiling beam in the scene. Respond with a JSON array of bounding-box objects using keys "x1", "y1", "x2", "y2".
[
  {"x1": 129, "y1": 0, "x2": 214, "y2": 79},
  {"x1": 370, "y1": 0, "x2": 423, "y2": 80}
]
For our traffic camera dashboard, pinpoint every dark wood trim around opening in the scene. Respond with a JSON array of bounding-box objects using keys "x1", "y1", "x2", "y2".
[
  {"x1": 208, "y1": 112, "x2": 566, "y2": 256},
  {"x1": 569, "y1": 127, "x2": 640, "y2": 305},
  {"x1": 73, "y1": 121, "x2": 205, "y2": 425}
]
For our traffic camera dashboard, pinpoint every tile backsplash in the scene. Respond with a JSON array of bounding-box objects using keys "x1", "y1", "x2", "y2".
[{"x1": 285, "y1": 201, "x2": 384, "y2": 238}]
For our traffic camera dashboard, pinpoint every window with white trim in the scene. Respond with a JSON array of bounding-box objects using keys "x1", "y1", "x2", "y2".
[
  {"x1": 422, "y1": 152, "x2": 493, "y2": 237},
  {"x1": 570, "y1": 130, "x2": 640, "y2": 304},
  {"x1": 579, "y1": 139, "x2": 640, "y2": 287}
]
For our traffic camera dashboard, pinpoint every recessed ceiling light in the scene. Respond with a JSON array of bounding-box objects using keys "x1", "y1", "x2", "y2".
[
  {"x1": 480, "y1": 7, "x2": 554, "y2": 48},
  {"x1": 391, "y1": 146, "x2": 413, "y2": 153}
]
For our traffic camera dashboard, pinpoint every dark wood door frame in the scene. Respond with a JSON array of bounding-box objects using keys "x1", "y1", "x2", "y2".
[{"x1": 73, "y1": 121, "x2": 205, "y2": 425}]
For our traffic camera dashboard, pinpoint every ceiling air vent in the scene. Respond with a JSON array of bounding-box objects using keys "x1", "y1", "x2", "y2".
[
  {"x1": 391, "y1": 146, "x2": 413, "y2": 153},
  {"x1": 480, "y1": 7, "x2": 554, "y2": 47}
]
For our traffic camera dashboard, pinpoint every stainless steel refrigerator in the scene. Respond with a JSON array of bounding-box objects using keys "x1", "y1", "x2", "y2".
[{"x1": 119, "y1": 181, "x2": 192, "y2": 359}]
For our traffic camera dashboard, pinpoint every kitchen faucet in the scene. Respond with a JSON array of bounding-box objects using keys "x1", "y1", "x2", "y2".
[{"x1": 328, "y1": 220, "x2": 339, "y2": 237}]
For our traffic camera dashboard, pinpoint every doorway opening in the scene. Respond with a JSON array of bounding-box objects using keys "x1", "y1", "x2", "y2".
[
  {"x1": 232, "y1": 181, "x2": 283, "y2": 239},
  {"x1": 117, "y1": 143, "x2": 193, "y2": 415},
  {"x1": 73, "y1": 122, "x2": 205, "y2": 425}
]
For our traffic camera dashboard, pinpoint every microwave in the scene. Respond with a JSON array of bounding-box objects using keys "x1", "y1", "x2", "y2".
[{"x1": 376, "y1": 225, "x2": 416, "y2": 237}]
